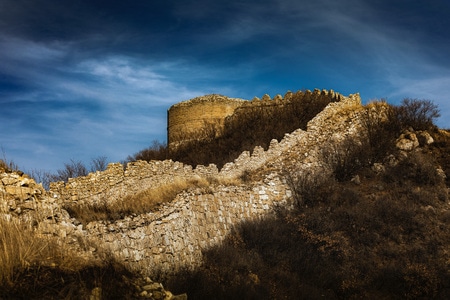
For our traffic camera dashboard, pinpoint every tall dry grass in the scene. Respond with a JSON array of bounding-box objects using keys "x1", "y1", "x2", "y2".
[
  {"x1": 0, "y1": 216, "x2": 139, "y2": 299},
  {"x1": 64, "y1": 176, "x2": 240, "y2": 224},
  {"x1": 0, "y1": 216, "x2": 81, "y2": 289}
]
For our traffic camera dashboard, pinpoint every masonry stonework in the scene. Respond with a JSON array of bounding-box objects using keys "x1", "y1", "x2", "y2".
[
  {"x1": 167, "y1": 94, "x2": 245, "y2": 147},
  {"x1": 167, "y1": 89, "x2": 344, "y2": 150},
  {"x1": 4, "y1": 89, "x2": 367, "y2": 279}
]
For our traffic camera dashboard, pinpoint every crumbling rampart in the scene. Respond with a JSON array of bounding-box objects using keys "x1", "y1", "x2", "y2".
[
  {"x1": 4, "y1": 89, "x2": 366, "y2": 279},
  {"x1": 167, "y1": 89, "x2": 344, "y2": 149},
  {"x1": 83, "y1": 174, "x2": 291, "y2": 276},
  {"x1": 49, "y1": 160, "x2": 219, "y2": 205}
]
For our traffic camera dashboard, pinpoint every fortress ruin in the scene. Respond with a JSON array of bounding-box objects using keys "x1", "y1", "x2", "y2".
[
  {"x1": 4, "y1": 89, "x2": 364, "y2": 279},
  {"x1": 167, "y1": 88, "x2": 344, "y2": 149}
]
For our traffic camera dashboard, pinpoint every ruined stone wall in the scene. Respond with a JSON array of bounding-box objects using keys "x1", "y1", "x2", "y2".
[
  {"x1": 49, "y1": 160, "x2": 219, "y2": 205},
  {"x1": 84, "y1": 174, "x2": 291, "y2": 277},
  {"x1": 50, "y1": 90, "x2": 352, "y2": 204},
  {"x1": 1, "y1": 170, "x2": 46, "y2": 215},
  {"x1": 167, "y1": 89, "x2": 344, "y2": 150},
  {"x1": 38, "y1": 89, "x2": 366, "y2": 279}
]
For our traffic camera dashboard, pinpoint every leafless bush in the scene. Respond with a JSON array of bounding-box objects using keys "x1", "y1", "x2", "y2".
[
  {"x1": 321, "y1": 137, "x2": 370, "y2": 182},
  {"x1": 384, "y1": 151, "x2": 445, "y2": 186},
  {"x1": 396, "y1": 98, "x2": 440, "y2": 131},
  {"x1": 26, "y1": 169, "x2": 52, "y2": 189},
  {"x1": 127, "y1": 140, "x2": 168, "y2": 162},
  {"x1": 47, "y1": 159, "x2": 88, "y2": 182},
  {"x1": 361, "y1": 101, "x2": 401, "y2": 162},
  {"x1": 90, "y1": 155, "x2": 108, "y2": 172},
  {"x1": 284, "y1": 169, "x2": 336, "y2": 207},
  {"x1": 45, "y1": 156, "x2": 109, "y2": 184}
]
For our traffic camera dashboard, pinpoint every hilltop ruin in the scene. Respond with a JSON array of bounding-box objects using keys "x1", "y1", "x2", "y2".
[{"x1": 3, "y1": 89, "x2": 364, "y2": 277}]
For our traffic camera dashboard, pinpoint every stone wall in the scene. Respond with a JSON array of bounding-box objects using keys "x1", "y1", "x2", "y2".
[
  {"x1": 84, "y1": 174, "x2": 291, "y2": 277},
  {"x1": 167, "y1": 89, "x2": 344, "y2": 150},
  {"x1": 8, "y1": 89, "x2": 366, "y2": 279},
  {"x1": 49, "y1": 160, "x2": 219, "y2": 205},
  {"x1": 167, "y1": 94, "x2": 245, "y2": 147}
]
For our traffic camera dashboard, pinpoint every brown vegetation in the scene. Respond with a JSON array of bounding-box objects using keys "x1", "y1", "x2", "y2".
[
  {"x1": 0, "y1": 217, "x2": 137, "y2": 299},
  {"x1": 166, "y1": 130, "x2": 450, "y2": 299},
  {"x1": 164, "y1": 99, "x2": 450, "y2": 299},
  {"x1": 2, "y1": 96, "x2": 448, "y2": 299}
]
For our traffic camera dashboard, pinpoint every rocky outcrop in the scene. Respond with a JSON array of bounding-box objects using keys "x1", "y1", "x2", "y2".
[{"x1": 396, "y1": 129, "x2": 435, "y2": 151}]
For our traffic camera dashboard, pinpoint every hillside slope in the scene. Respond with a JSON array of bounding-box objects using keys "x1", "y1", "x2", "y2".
[{"x1": 1, "y1": 92, "x2": 449, "y2": 299}]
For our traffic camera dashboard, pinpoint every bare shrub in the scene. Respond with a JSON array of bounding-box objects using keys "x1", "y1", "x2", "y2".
[
  {"x1": 322, "y1": 137, "x2": 370, "y2": 182},
  {"x1": 47, "y1": 159, "x2": 88, "y2": 183},
  {"x1": 396, "y1": 98, "x2": 440, "y2": 131},
  {"x1": 361, "y1": 101, "x2": 401, "y2": 162},
  {"x1": 361, "y1": 99, "x2": 440, "y2": 165},
  {"x1": 127, "y1": 140, "x2": 168, "y2": 162},
  {"x1": 90, "y1": 155, "x2": 108, "y2": 172},
  {"x1": 384, "y1": 151, "x2": 445, "y2": 186}
]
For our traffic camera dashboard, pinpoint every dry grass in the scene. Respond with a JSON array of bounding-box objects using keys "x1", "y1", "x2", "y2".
[
  {"x1": 121, "y1": 176, "x2": 210, "y2": 211},
  {"x1": 0, "y1": 158, "x2": 19, "y2": 173},
  {"x1": 0, "y1": 217, "x2": 83, "y2": 295},
  {"x1": 0, "y1": 217, "x2": 49, "y2": 286},
  {"x1": 165, "y1": 106, "x2": 450, "y2": 299},
  {"x1": 65, "y1": 175, "x2": 240, "y2": 224},
  {"x1": 0, "y1": 216, "x2": 138, "y2": 299}
]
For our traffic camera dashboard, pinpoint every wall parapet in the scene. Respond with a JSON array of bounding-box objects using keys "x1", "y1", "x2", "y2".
[{"x1": 49, "y1": 159, "x2": 219, "y2": 205}]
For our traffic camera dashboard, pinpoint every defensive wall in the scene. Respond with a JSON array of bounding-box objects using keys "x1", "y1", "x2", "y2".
[
  {"x1": 83, "y1": 174, "x2": 291, "y2": 276},
  {"x1": 4, "y1": 89, "x2": 365, "y2": 278},
  {"x1": 42, "y1": 90, "x2": 364, "y2": 277},
  {"x1": 49, "y1": 160, "x2": 220, "y2": 206},
  {"x1": 167, "y1": 89, "x2": 344, "y2": 149}
]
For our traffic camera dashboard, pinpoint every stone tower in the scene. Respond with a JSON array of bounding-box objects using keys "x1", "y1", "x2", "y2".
[{"x1": 167, "y1": 94, "x2": 246, "y2": 149}]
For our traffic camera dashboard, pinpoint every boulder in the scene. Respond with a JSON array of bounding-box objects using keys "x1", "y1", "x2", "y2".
[
  {"x1": 396, "y1": 132, "x2": 419, "y2": 151},
  {"x1": 417, "y1": 131, "x2": 434, "y2": 146}
]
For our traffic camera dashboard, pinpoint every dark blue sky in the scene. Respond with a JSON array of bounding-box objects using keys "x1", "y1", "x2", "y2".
[{"x1": 1, "y1": 0, "x2": 449, "y2": 173}]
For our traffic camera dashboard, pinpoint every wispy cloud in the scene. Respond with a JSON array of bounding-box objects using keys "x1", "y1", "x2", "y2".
[
  {"x1": 1, "y1": 0, "x2": 449, "y2": 172},
  {"x1": 0, "y1": 36, "x2": 212, "y2": 171}
]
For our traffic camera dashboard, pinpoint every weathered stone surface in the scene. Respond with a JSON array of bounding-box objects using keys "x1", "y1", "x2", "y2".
[
  {"x1": 396, "y1": 132, "x2": 419, "y2": 151},
  {"x1": 417, "y1": 130, "x2": 434, "y2": 146},
  {"x1": 167, "y1": 94, "x2": 246, "y2": 147}
]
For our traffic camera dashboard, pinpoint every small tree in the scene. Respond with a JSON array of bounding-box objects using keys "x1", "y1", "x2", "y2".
[
  {"x1": 396, "y1": 98, "x2": 440, "y2": 131},
  {"x1": 48, "y1": 159, "x2": 88, "y2": 183},
  {"x1": 127, "y1": 140, "x2": 168, "y2": 162},
  {"x1": 90, "y1": 156, "x2": 108, "y2": 172}
]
